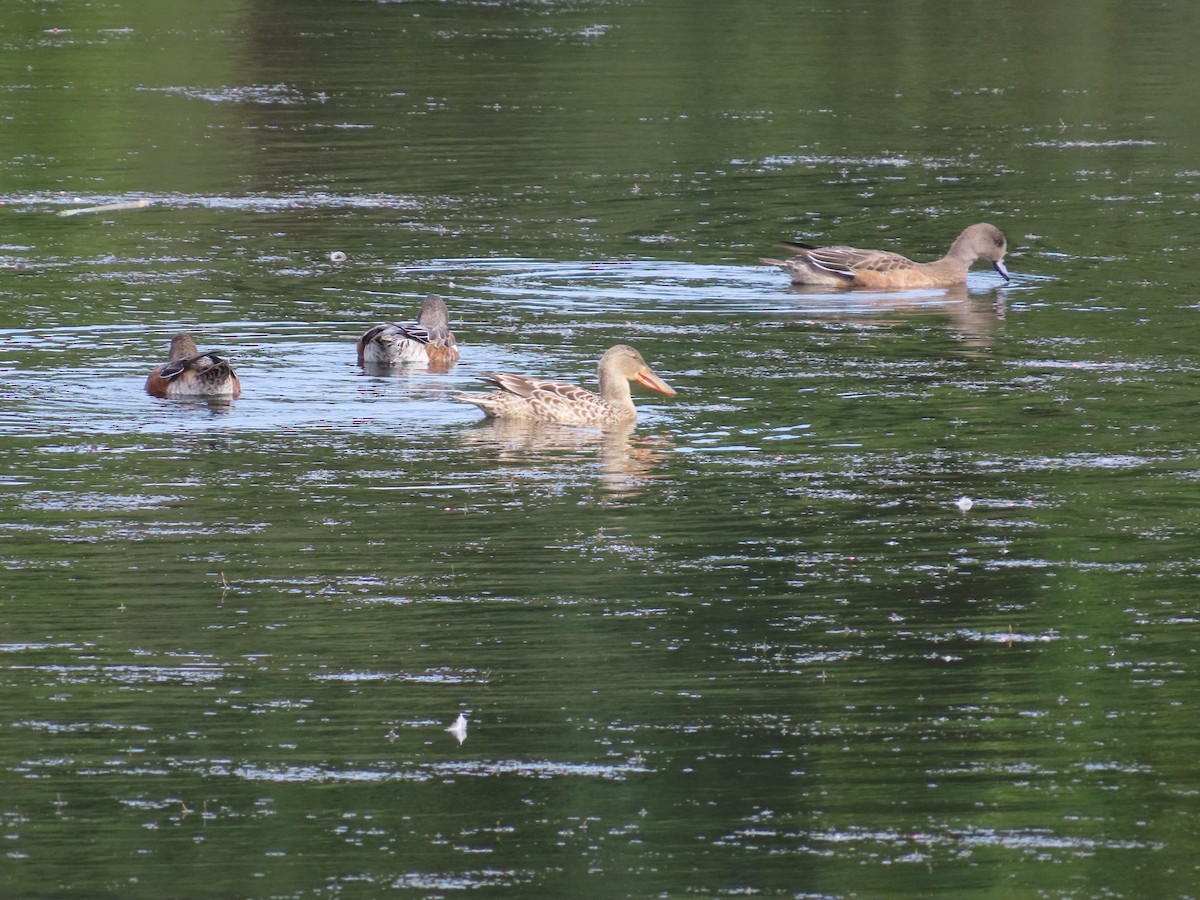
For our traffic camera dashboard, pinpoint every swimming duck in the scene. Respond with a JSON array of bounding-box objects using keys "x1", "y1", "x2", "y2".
[
  {"x1": 357, "y1": 294, "x2": 459, "y2": 368},
  {"x1": 145, "y1": 333, "x2": 240, "y2": 399},
  {"x1": 458, "y1": 344, "x2": 675, "y2": 426},
  {"x1": 764, "y1": 223, "x2": 1010, "y2": 289}
]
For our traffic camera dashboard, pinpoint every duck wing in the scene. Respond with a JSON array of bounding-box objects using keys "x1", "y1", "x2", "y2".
[
  {"x1": 411, "y1": 321, "x2": 456, "y2": 349},
  {"x1": 367, "y1": 320, "x2": 456, "y2": 348},
  {"x1": 474, "y1": 373, "x2": 610, "y2": 423},
  {"x1": 477, "y1": 373, "x2": 560, "y2": 398},
  {"x1": 160, "y1": 351, "x2": 231, "y2": 380},
  {"x1": 781, "y1": 241, "x2": 916, "y2": 280}
]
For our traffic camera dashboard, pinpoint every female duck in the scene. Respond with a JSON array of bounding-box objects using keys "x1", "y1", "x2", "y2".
[
  {"x1": 145, "y1": 333, "x2": 240, "y2": 399},
  {"x1": 458, "y1": 345, "x2": 675, "y2": 426},
  {"x1": 764, "y1": 223, "x2": 1010, "y2": 289},
  {"x1": 357, "y1": 294, "x2": 459, "y2": 369}
]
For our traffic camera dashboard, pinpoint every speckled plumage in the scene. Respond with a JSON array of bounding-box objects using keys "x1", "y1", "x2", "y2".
[
  {"x1": 458, "y1": 345, "x2": 676, "y2": 426},
  {"x1": 145, "y1": 333, "x2": 240, "y2": 399},
  {"x1": 357, "y1": 295, "x2": 459, "y2": 369},
  {"x1": 764, "y1": 223, "x2": 1010, "y2": 289}
]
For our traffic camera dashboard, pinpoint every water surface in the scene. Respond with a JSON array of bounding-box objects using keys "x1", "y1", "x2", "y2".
[{"x1": 3, "y1": 1, "x2": 1200, "y2": 897}]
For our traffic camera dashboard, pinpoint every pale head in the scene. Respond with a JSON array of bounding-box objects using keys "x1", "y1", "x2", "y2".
[
  {"x1": 599, "y1": 344, "x2": 676, "y2": 397},
  {"x1": 956, "y1": 223, "x2": 1010, "y2": 280}
]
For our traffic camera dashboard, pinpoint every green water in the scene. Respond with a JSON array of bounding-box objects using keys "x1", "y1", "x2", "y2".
[{"x1": 3, "y1": 1, "x2": 1200, "y2": 897}]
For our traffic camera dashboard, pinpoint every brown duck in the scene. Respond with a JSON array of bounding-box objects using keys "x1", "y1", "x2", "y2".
[
  {"x1": 458, "y1": 345, "x2": 675, "y2": 426},
  {"x1": 764, "y1": 223, "x2": 1010, "y2": 289},
  {"x1": 145, "y1": 333, "x2": 240, "y2": 399}
]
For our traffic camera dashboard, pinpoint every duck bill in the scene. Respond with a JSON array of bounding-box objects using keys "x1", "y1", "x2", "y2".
[
  {"x1": 636, "y1": 369, "x2": 676, "y2": 397},
  {"x1": 993, "y1": 259, "x2": 1011, "y2": 281}
]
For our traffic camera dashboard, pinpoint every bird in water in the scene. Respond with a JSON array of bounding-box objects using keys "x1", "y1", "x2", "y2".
[
  {"x1": 357, "y1": 294, "x2": 460, "y2": 369},
  {"x1": 145, "y1": 333, "x2": 240, "y2": 399},
  {"x1": 457, "y1": 344, "x2": 676, "y2": 426},
  {"x1": 763, "y1": 223, "x2": 1010, "y2": 289}
]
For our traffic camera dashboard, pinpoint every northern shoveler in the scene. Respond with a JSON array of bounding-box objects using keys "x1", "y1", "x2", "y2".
[
  {"x1": 764, "y1": 223, "x2": 1010, "y2": 289},
  {"x1": 458, "y1": 344, "x2": 676, "y2": 426},
  {"x1": 145, "y1": 333, "x2": 240, "y2": 399},
  {"x1": 357, "y1": 294, "x2": 460, "y2": 369}
]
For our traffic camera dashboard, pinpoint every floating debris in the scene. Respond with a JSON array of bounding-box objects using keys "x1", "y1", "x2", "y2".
[
  {"x1": 955, "y1": 496, "x2": 974, "y2": 512},
  {"x1": 445, "y1": 712, "x2": 468, "y2": 745},
  {"x1": 329, "y1": 250, "x2": 348, "y2": 263},
  {"x1": 58, "y1": 199, "x2": 152, "y2": 217}
]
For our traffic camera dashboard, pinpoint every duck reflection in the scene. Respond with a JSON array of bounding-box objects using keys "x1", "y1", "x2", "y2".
[
  {"x1": 457, "y1": 419, "x2": 672, "y2": 498},
  {"x1": 355, "y1": 370, "x2": 464, "y2": 405},
  {"x1": 786, "y1": 283, "x2": 1008, "y2": 349},
  {"x1": 154, "y1": 393, "x2": 239, "y2": 415},
  {"x1": 944, "y1": 285, "x2": 1007, "y2": 347}
]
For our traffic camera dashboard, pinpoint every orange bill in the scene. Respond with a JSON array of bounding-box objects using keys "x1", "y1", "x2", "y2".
[{"x1": 636, "y1": 368, "x2": 676, "y2": 397}]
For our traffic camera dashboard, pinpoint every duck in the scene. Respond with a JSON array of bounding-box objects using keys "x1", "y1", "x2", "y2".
[
  {"x1": 763, "y1": 223, "x2": 1010, "y2": 289},
  {"x1": 145, "y1": 333, "x2": 240, "y2": 399},
  {"x1": 458, "y1": 344, "x2": 676, "y2": 426},
  {"x1": 357, "y1": 294, "x2": 459, "y2": 369}
]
